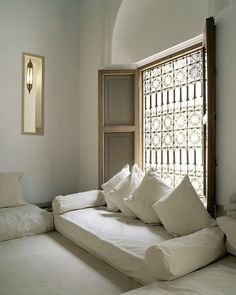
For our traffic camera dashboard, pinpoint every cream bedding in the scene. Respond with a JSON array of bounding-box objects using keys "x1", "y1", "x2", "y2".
[
  {"x1": 54, "y1": 206, "x2": 173, "y2": 284},
  {"x1": 122, "y1": 255, "x2": 236, "y2": 295},
  {"x1": 0, "y1": 204, "x2": 53, "y2": 242},
  {"x1": 0, "y1": 232, "x2": 141, "y2": 295}
]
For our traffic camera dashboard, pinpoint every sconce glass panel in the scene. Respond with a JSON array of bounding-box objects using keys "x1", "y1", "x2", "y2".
[{"x1": 22, "y1": 53, "x2": 44, "y2": 135}]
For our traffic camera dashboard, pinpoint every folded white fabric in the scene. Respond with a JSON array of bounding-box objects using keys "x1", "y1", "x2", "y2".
[
  {"x1": 124, "y1": 169, "x2": 172, "y2": 224},
  {"x1": 52, "y1": 190, "x2": 105, "y2": 214},
  {"x1": 109, "y1": 164, "x2": 144, "y2": 217},
  {"x1": 0, "y1": 204, "x2": 54, "y2": 242},
  {"x1": 217, "y1": 216, "x2": 236, "y2": 256},
  {"x1": 145, "y1": 227, "x2": 225, "y2": 280},
  {"x1": 102, "y1": 164, "x2": 130, "y2": 212}
]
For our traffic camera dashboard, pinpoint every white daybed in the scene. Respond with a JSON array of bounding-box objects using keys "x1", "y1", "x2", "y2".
[
  {"x1": 54, "y1": 205, "x2": 236, "y2": 295},
  {"x1": 52, "y1": 165, "x2": 236, "y2": 295},
  {"x1": 122, "y1": 255, "x2": 236, "y2": 295},
  {"x1": 0, "y1": 173, "x2": 140, "y2": 295},
  {"x1": 54, "y1": 206, "x2": 173, "y2": 284},
  {"x1": 0, "y1": 204, "x2": 141, "y2": 295}
]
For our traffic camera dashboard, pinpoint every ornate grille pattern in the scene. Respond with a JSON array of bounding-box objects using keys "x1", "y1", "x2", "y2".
[{"x1": 143, "y1": 49, "x2": 205, "y2": 200}]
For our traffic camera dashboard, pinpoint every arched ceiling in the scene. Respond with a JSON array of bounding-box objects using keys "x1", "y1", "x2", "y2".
[{"x1": 111, "y1": 0, "x2": 208, "y2": 64}]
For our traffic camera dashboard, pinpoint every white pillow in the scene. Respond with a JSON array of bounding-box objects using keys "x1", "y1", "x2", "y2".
[
  {"x1": 124, "y1": 169, "x2": 172, "y2": 224},
  {"x1": 217, "y1": 216, "x2": 236, "y2": 256},
  {"x1": 0, "y1": 204, "x2": 54, "y2": 242},
  {"x1": 102, "y1": 164, "x2": 130, "y2": 212},
  {"x1": 145, "y1": 227, "x2": 225, "y2": 280},
  {"x1": 0, "y1": 173, "x2": 26, "y2": 208},
  {"x1": 52, "y1": 190, "x2": 106, "y2": 214},
  {"x1": 108, "y1": 164, "x2": 144, "y2": 217},
  {"x1": 153, "y1": 175, "x2": 216, "y2": 236}
]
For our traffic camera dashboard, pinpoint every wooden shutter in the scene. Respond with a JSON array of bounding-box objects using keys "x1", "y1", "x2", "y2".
[
  {"x1": 98, "y1": 69, "x2": 140, "y2": 186},
  {"x1": 203, "y1": 17, "x2": 216, "y2": 215}
]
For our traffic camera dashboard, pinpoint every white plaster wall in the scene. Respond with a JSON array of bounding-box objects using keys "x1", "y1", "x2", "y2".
[
  {"x1": 112, "y1": 0, "x2": 208, "y2": 64},
  {"x1": 208, "y1": 0, "x2": 236, "y2": 205},
  {"x1": 77, "y1": 0, "x2": 121, "y2": 191},
  {"x1": 0, "y1": 0, "x2": 80, "y2": 203},
  {"x1": 77, "y1": 0, "x2": 102, "y2": 191}
]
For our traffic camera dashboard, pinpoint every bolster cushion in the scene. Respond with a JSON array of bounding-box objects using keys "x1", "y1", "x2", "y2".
[
  {"x1": 145, "y1": 226, "x2": 225, "y2": 280},
  {"x1": 52, "y1": 190, "x2": 106, "y2": 214}
]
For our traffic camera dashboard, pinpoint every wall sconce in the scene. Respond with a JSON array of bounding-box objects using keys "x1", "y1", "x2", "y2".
[
  {"x1": 22, "y1": 52, "x2": 44, "y2": 135},
  {"x1": 26, "y1": 59, "x2": 33, "y2": 93}
]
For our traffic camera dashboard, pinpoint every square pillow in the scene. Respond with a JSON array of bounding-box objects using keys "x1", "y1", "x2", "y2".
[
  {"x1": 217, "y1": 216, "x2": 236, "y2": 256},
  {"x1": 124, "y1": 168, "x2": 172, "y2": 224},
  {"x1": 102, "y1": 164, "x2": 130, "y2": 212},
  {"x1": 108, "y1": 164, "x2": 144, "y2": 217},
  {"x1": 153, "y1": 175, "x2": 216, "y2": 236},
  {"x1": 0, "y1": 173, "x2": 26, "y2": 208}
]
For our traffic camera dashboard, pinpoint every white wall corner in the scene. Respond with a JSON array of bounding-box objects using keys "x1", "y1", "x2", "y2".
[{"x1": 100, "y1": 0, "x2": 111, "y2": 68}]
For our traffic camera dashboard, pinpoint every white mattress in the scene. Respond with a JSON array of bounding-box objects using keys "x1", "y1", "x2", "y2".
[
  {"x1": 122, "y1": 255, "x2": 236, "y2": 295},
  {"x1": 0, "y1": 204, "x2": 53, "y2": 242},
  {"x1": 0, "y1": 231, "x2": 140, "y2": 295},
  {"x1": 54, "y1": 206, "x2": 173, "y2": 284}
]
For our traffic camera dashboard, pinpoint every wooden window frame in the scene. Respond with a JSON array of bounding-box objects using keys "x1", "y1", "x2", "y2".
[
  {"x1": 137, "y1": 17, "x2": 216, "y2": 215},
  {"x1": 98, "y1": 17, "x2": 216, "y2": 215},
  {"x1": 98, "y1": 69, "x2": 140, "y2": 187}
]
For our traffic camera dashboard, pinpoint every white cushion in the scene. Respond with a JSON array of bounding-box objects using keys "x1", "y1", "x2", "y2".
[
  {"x1": 102, "y1": 164, "x2": 130, "y2": 212},
  {"x1": 217, "y1": 216, "x2": 236, "y2": 256},
  {"x1": 108, "y1": 164, "x2": 144, "y2": 217},
  {"x1": 0, "y1": 204, "x2": 54, "y2": 242},
  {"x1": 52, "y1": 190, "x2": 106, "y2": 214},
  {"x1": 153, "y1": 175, "x2": 216, "y2": 236},
  {"x1": 124, "y1": 169, "x2": 172, "y2": 224},
  {"x1": 145, "y1": 227, "x2": 225, "y2": 280},
  {"x1": 0, "y1": 173, "x2": 26, "y2": 208}
]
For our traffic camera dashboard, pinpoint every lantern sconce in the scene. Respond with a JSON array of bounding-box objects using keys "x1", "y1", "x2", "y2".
[
  {"x1": 22, "y1": 52, "x2": 44, "y2": 135},
  {"x1": 26, "y1": 59, "x2": 33, "y2": 93}
]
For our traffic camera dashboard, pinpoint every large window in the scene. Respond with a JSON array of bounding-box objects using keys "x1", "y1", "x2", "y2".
[
  {"x1": 142, "y1": 47, "x2": 205, "y2": 202},
  {"x1": 99, "y1": 18, "x2": 216, "y2": 214}
]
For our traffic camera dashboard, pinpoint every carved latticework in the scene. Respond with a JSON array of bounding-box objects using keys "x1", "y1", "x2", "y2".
[{"x1": 143, "y1": 49, "x2": 205, "y2": 201}]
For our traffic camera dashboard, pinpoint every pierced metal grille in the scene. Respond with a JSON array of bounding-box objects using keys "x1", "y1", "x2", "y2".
[{"x1": 143, "y1": 49, "x2": 205, "y2": 201}]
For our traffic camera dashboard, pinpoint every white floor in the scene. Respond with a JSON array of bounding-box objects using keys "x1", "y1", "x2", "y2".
[{"x1": 0, "y1": 231, "x2": 141, "y2": 295}]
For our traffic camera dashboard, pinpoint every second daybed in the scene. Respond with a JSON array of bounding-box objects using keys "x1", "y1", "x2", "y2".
[
  {"x1": 122, "y1": 254, "x2": 236, "y2": 295},
  {"x1": 53, "y1": 164, "x2": 236, "y2": 295}
]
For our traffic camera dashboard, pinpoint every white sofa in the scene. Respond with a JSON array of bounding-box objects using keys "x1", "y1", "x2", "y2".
[{"x1": 53, "y1": 189, "x2": 236, "y2": 295}]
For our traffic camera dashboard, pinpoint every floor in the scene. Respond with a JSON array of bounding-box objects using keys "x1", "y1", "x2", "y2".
[{"x1": 0, "y1": 231, "x2": 141, "y2": 295}]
